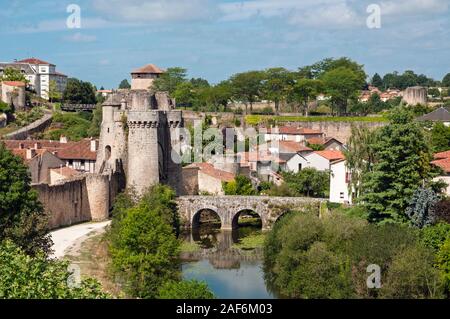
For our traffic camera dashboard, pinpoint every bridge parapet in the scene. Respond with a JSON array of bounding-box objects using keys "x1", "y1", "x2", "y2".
[{"x1": 176, "y1": 196, "x2": 326, "y2": 230}]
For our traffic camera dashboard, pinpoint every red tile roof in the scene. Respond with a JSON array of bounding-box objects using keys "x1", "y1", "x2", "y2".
[
  {"x1": 432, "y1": 158, "x2": 450, "y2": 173},
  {"x1": 434, "y1": 150, "x2": 450, "y2": 160},
  {"x1": 50, "y1": 166, "x2": 81, "y2": 178},
  {"x1": 131, "y1": 64, "x2": 164, "y2": 74},
  {"x1": 315, "y1": 150, "x2": 345, "y2": 161},
  {"x1": 187, "y1": 163, "x2": 235, "y2": 182},
  {"x1": 2, "y1": 81, "x2": 26, "y2": 87},
  {"x1": 307, "y1": 137, "x2": 343, "y2": 146},
  {"x1": 57, "y1": 139, "x2": 97, "y2": 161},
  {"x1": 17, "y1": 58, "x2": 54, "y2": 66},
  {"x1": 260, "y1": 141, "x2": 312, "y2": 153}
]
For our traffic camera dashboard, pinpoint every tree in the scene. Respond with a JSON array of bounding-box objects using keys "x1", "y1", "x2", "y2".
[
  {"x1": 173, "y1": 82, "x2": 196, "y2": 108},
  {"x1": 437, "y1": 237, "x2": 450, "y2": 295},
  {"x1": 118, "y1": 79, "x2": 131, "y2": 89},
  {"x1": 405, "y1": 187, "x2": 440, "y2": 228},
  {"x1": 87, "y1": 104, "x2": 103, "y2": 137},
  {"x1": 443, "y1": 73, "x2": 450, "y2": 88},
  {"x1": 0, "y1": 143, "x2": 51, "y2": 256},
  {"x1": 1, "y1": 67, "x2": 28, "y2": 83},
  {"x1": 108, "y1": 186, "x2": 180, "y2": 298},
  {"x1": 282, "y1": 168, "x2": 330, "y2": 198},
  {"x1": 298, "y1": 57, "x2": 366, "y2": 81},
  {"x1": 223, "y1": 175, "x2": 256, "y2": 196},
  {"x1": 229, "y1": 71, "x2": 264, "y2": 114},
  {"x1": 47, "y1": 80, "x2": 62, "y2": 103},
  {"x1": 361, "y1": 108, "x2": 436, "y2": 224},
  {"x1": 430, "y1": 122, "x2": 450, "y2": 153},
  {"x1": 158, "y1": 280, "x2": 215, "y2": 299},
  {"x1": 206, "y1": 81, "x2": 233, "y2": 111},
  {"x1": 0, "y1": 241, "x2": 109, "y2": 299},
  {"x1": 321, "y1": 67, "x2": 366, "y2": 115},
  {"x1": 63, "y1": 78, "x2": 96, "y2": 104},
  {"x1": 262, "y1": 68, "x2": 294, "y2": 115},
  {"x1": 371, "y1": 73, "x2": 383, "y2": 89},
  {"x1": 428, "y1": 88, "x2": 441, "y2": 99},
  {"x1": 291, "y1": 78, "x2": 323, "y2": 116},
  {"x1": 152, "y1": 67, "x2": 187, "y2": 94}
]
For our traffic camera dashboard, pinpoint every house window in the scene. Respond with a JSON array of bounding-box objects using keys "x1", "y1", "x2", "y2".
[
  {"x1": 345, "y1": 172, "x2": 351, "y2": 183},
  {"x1": 298, "y1": 163, "x2": 302, "y2": 172},
  {"x1": 340, "y1": 192, "x2": 345, "y2": 199}
]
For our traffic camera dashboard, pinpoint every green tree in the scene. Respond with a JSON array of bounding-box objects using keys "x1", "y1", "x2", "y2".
[
  {"x1": 173, "y1": 82, "x2": 196, "y2": 108},
  {"x1": 0, "y1": 100, "x2": 12, "y2": 114},
  {"x1": 118, "y1": 79, "x2": 131, "y2": 89},
  {"x1": 361, "y1": 107, "x2": 435, "y2": 224},
  {"x1": 321, "y1": 67, "x2": 366, "y2": 115},
  {"x1": 428, "y1": 88, "x2": 441, "y2": 99},
  {"x1": 87, "y1": 104, "x2": 103, "y2": 137},
  {"x1": 63, "y1": 78, "x2": 96, "y2": 104},
  {"x1": 207, "y1": 81, "x2": 233, "y2": 111},
  {"x1": 282, "y1": 168, "x2": 330, "y2": 198},
  {"x1": 152, "y1": 67, "x2": 187, "y2": 94},
  {"x1": 0, "y1": 143, "x2": 51, "y2": 256},
  {"x1": 223, "y1": 175, "x2": 256, "y2": 196},
  {"x1": 262, "y1": 68, "x2": 294, "y2": 115},
  {"x1": 108, "y1": 186, "x2": 180, "y2": 298},
  {"x1": 1, "y1": 67, "x2": 28, "y2": 83},
  {"x1": 0, "y1": 241, "x2": 109, "y2": 299},
  {"x1": 158, "y1": 280, "x2": 215, "y2": 299},
  {"x1": 405, "y1": 187, "x2": 440, "y2": 228},
  {"x1": 229, "y1": 71, "x2": 264, "y2": 114},
  {"x1": 430, "y1": 122, "x2": 450, "y2": 152},
  {"x1": 291, "y1": 78, "x2": 323, "y2": 116},
  {"x1": 371, "y1": 73, "x2": 383, "y2": 88},
  {"x1": 47, "y1": 80, "x2": 62, "y2": 103},
  {"x1": 443, "y1": 73, "x2": 450, "y2": 88},
  {"x1": 437, "y1": 237, "x2": 450, "y2": 294}
]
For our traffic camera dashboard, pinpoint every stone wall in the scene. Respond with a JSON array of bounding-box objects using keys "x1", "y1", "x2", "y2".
[
  {"x1": 33, "y1": 172, "x2": 123, "y2": 230},
  {"x1": 5, "y1": 113, "x2": 53, "y2": 140},
  {"x1": 181, "y1": 166, "x2": 199, "y2": 195}
]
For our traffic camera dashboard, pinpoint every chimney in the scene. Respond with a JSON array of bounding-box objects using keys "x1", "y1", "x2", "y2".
[
  {"x1": 34, "y1": 142, "x2": 41, "y2": 150},
  {"x1": 60, "y1": 135, "x2": 68, "y2": 144},
  {"x1": 26, "y1": 148, "x2": 36, "y2": 159},
  {"x1": 90, "y1": 139, "x2": 98, "y2": 152}
]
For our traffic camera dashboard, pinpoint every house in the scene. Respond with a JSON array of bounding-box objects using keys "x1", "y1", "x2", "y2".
[
  {"x1": 97, "y1": 89, "x2": 113, "y2": 97},
  {"x1": 131, "y1": 64, "x2": 165, "y2": 90},
  {"x1": 417, "y1": 107, "x2": 450, "y2": 126},
  {"x1": 49, "y1": 166, "x2": 82, "y2": 185},
  {"x1": 258, "y1": 140, "x2": 312, "y2": 154},
  {"x1": 306, "y1": 137, "x2": 345, "y2": 151},
  {"x1": 329, "y1": 159, "x2": 353, "y2": 204},
  {"x1": 0, "y1": 81, "x2": 26, "y2": 110},
  {"x1": 185, "y1": 162, "x2": 236, "y2": 195},
  {"x1": 3, "y1": 137, "x2": 99, "y2": 176},
  {"x1": 0, "y1": 58, "x2": 67, "y2": 100},
  {"x1": 431, "y1": 150, "x2": 450, "y2": 196},
  {"x1": 293, "y1": 150, "x2": 345, "y2": 172},
  {"x1": 263, "y1": 126, "x2": 324, "y2": 143}
]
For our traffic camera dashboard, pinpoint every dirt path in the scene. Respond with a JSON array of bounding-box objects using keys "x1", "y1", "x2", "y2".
[{"x1": 49, "y1": 221, "x2": 111, "y2": 259}]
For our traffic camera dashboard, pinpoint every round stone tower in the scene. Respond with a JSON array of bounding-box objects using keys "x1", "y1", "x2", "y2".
[{"x1": 402, "y1": 86, "x2": 427, "y2": 105}]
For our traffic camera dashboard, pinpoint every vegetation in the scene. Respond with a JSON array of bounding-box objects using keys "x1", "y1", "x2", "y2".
[
  {"x1": 265, "y1": 169, "x2": 329, "y2": 198},
  {"x1": 0, "y1": 67, "x2": 28, "y2": 83},
  {"x1": 63, "y1": 78, "x2": 96, "y2": 104},
  {"x1": 264, "y1": 210, "x2": 445, "y2": 299},
  {"x1": 245, "y1": 115, "x2": 388, "y2": 126},
  {"x1": 223, "y1": 175, "x2": 256, "y2": 196},
  {"x1": 158, "y1": 280, "x2": 215, "y2": 299},
  {"x1": 0, "y1": 144, "x2": 51, "y2": 256},
  {"x1": 118, "y1": 79, "x2": 131, "y2": 89},
  {"x1": 0, "y1": 241, "x2": 109, "y2": 299},
  {"x1": 43, "y1": 111, "x2": 93, "y2": 141}
]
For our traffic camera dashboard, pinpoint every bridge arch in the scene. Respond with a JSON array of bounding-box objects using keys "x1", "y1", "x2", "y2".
[
  {"x1": 231, "y1": 209, "x2": 263, "y2": 230},
  {"x1": 192, "y1": 207, "x2": 222, "y2": 229}
]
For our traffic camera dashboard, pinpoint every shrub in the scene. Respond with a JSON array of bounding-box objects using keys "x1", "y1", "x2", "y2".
[
  {"x1": 437, "y1": 237, "x2": 450, "y2": 295},
  {"x1": 158, "y1": 280, "x2": 215, "y2": 299},
  {"x1": 420, "y1": 223, "x2": 450, "y2": 251}
]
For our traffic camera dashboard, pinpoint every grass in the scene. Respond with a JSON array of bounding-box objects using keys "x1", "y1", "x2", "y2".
[
  {"x1": 245, "y1": 115, "x2": 388, "y2": 125},
  {"x1": 233, "y1": 232, "x2": 266, "y2": 250},
  {"x1": 180, "y1": 241, "x2": 201, "y2": 253}
]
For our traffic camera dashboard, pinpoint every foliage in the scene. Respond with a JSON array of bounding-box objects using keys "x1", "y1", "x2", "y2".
[
  {"x1": 0, "y1": 101, "x2": 12, "y2": 114},
  {"x1": 405, "y1": 187, "x2": 440, "y2": 228},
  {"x1": 1, "y1": 67, "x2": 28, "y2": 83},
  {"x1": 153, "y1": 67, "x2": 187, "y2": 94},
  {"x1": 0, "y1": 144, "x2": 51, "y2": 256},
  {"x1": 0, "y1": 241, "x2": 109, "y2": 299},
  {"x1": 157, "y1": 280, "x2": 215, "y2": 299},
  {"x1": 430, "y1": 122, "x2": 450, "y2": 153},
  {"x1": 13, "y1": 107, "x2": 44, "y2": 127},
  {"x1": 437, "y1": 237, "x2": 450, "y2": 294},
  {"x1": 261, "y1": 68, "x2": 293, "y2": 114},
  {"x1": 361, "y1": 107, "x2": 436, "y2": 224},
  {"x1": 63, "y1": 78, "x2": 96, "y2": 104},
  {"x1": 229, "y1": 71, "x2": 265, "y2": 113},
  {"x1": 233, "y1": 233, "x2": 266, "y2": 250},
  {"x1": 419, "y1": 223, "x2": 450, "y2": 252},
  {"x1": 290, "y1": 78, "x2": 323, "y2": 115},
  {"x1": 223, "y1": 175, "x2": 256, "y2": 196},
  {"x1": 47, "y1": 80, "x2": 62, "y2": 102},
  {"x1": 87, "y1": 104, "x2": 103, "y2": 137},
  {"x1": 435, "y1": 199, "x2": 450, "y2": 224},
  {"x1": 371, "y1": 73, "x2": 383, "y2": 88},
  {"x1": 264, "y1": 211, "x2": 445, "y2": 299},
  {"x1": 43, "y1": 112, "x2": 92, "y2": 141},
  {"x1": 245, "y1": 115, "x2": 388, "y2": 126},
  {"x1": 281, "y1": 168, "x2": 329, "y2": 198},
  {"x1": 118, "y1": 79, "x2": 131, "y2": 89},
  {"x1": 265, "y1": 183, "x2": 297, "y2": 197},
  {"x1": 382, "y1": 70, "x2": 436, "y2": 90},
  {"x1": 443, "y1": 73, "x2": 450, "y2": 88}
]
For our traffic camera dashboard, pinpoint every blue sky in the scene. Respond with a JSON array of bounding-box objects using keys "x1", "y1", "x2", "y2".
[{"x1": 1, "y1": 0, "x2": 449, "y2": 88}]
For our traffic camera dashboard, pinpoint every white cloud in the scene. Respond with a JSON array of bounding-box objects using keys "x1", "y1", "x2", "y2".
[
  {"x1": 92, "y1": 0, "x2": 216, "y2": 22},
  {"x1": 63, "y1": 32, "x2": 97, "y2": 42},
  {"x1": 380, "y1": 0, "x2": 449, "y2": 16}
]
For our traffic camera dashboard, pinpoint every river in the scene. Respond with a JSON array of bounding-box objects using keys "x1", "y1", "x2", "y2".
[{"x1": 180, "y1": 226, "x2": 278, "y2": 299}]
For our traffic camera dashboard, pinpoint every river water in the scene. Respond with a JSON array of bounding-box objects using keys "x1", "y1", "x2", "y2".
[{"x1": 180, "y1": 227, "x2": 277, "y2": 299}]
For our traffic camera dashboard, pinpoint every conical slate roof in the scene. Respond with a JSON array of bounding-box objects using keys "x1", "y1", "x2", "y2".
[{"x1": 417, "y1": 107, "x2": 450, "y2": 122}]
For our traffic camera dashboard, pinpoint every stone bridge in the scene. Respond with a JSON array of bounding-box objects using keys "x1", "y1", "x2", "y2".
[{"x1": 176, "y1": 196, "x2": 326, "y2": 231}]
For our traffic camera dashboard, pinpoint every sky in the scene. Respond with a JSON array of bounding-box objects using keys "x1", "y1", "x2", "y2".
[{"x1": 0, "y1": 0, "x2": 449, "y2": 88}]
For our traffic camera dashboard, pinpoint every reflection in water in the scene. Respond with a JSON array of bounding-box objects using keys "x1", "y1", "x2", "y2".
[{"x1": 181, "y1": 226, "x2": 277, "y2": 299}]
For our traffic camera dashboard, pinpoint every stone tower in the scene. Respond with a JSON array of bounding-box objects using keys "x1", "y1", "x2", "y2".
[
  {"x1": 402, "y1": 86, "x2": 427, "y2": 106},
  {"x1": 96, "y1": 71, "x2": 183, "y2": 196}
]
